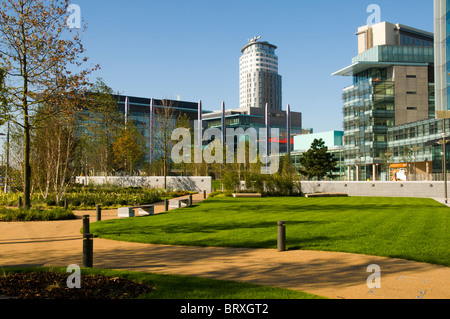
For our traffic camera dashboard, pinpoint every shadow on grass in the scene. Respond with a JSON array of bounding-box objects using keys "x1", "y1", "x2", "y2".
[{"x1": 92, "y1": 220, "x2": 331, "y2": 237}]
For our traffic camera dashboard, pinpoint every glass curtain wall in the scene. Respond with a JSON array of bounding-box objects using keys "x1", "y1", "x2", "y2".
[{"x1": 343, "y1": 68, "x2": 395, "y2": 180}]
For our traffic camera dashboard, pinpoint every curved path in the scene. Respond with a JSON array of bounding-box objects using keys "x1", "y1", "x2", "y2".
[{"x1": 1, "y1": 193, "x2": 449, "y2": 300}]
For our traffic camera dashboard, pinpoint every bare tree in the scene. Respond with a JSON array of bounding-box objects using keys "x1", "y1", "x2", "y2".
[
  {"x1": 153, "y1": 100, "x2": 177, "y2": 189},
  {"x1": 32, "y1": 98, "x2": 78, "y2": 201},
  {"x1": 0, "y1": 0, "x2": 97, "y2": 208}
]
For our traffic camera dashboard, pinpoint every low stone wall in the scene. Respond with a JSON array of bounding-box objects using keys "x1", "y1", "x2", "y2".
[
  {"x1": 301, "y1": 181, "x2": 448, "y2": 198},
  {"x1": 75, "y1": 176, "x2": 212, "y2": 192}
]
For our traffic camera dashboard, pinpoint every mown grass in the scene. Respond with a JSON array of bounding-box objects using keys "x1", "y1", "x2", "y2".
[
  {"x1": 90, "y1": 196, "x2": 450, "y2": 267},
  {"x1": 0, "y1": 267, "x2": 325, "y2": 299}
]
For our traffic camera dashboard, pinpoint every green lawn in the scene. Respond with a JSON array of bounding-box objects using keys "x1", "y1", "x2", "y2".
[
  {"x1": 90, "y1": 196, "x2": 450, "y2": 267},
  {"x1": 0, "y1": 267, "x2": 324, "y2": 299}
]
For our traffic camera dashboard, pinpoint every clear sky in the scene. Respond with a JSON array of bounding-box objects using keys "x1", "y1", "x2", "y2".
[{"x1": 70, "y1": 0, "x2": 433, "y2": 132}]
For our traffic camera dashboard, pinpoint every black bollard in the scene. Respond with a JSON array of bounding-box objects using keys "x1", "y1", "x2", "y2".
[
  {"x1": 189, "y1": 194, "x2": 193, "y2": 206},
  {"x1": 165, "y1": 199, "x2": 169, "y2": 211},
  {"x1": 96, "y1": 205, "x2": 102, "y2": 222},
  {"x1": 277, "y1": 221, "x2": 286, "y2": 252},
  {"x1": 83, "y1": 215, "x2": 90, "y2": 235},
  {"x1": 83, "y1": 233, "x2": 93, "y2": 268},
  {"x1": 203, "y1": 190, "x2": 206, "y2": 199}
]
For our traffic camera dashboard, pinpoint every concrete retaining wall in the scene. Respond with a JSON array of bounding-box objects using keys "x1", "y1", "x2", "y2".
[
  {"x1": 301, "y1": 181, "x2": 448, "y2": 198},
  {"x1": 75, "y1": 176, "x2": 212, "y2": 192}
]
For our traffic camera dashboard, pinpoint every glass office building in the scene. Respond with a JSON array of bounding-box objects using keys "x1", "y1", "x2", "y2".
[
  {"x1": 386, "y1": 118, "x2": 450, "y2": 180},
  {"x1": 333, "y1": 22, "x2": 435, "y2": 181},
  {"x1": 116, "y1": 95, "x2": 208, "y2": 164},
  {"x1": 434, "y1": 0, "x2": 450, "y2": 113},
  {"x1": 202, "y1": 106, "x2": 302, "y2": 155}
]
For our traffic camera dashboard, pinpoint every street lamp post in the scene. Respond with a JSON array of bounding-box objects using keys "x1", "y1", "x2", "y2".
[
  {"x1": 410, "y1": 146, "x2": 421, "y2": 181},
  {"x1": 436, "y1": 111, "x2": 450, "y2": 204},
  {"x1": 385, "y1": 151, "x2": 392, "y2": 182},
  {"x1": 443, "y1": 119, "x2": 448, "y2": 204}
]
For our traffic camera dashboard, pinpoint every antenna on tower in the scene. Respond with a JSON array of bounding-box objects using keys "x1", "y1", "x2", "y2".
[{"x1": 248, "y1": 36, "x2": 261, "y2": 43}]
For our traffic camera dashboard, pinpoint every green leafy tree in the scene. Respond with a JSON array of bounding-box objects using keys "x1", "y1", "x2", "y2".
[
  {"x1": 299, "y1": 139, "x2": 338, "y2": 180},
  {"x1": 112, "y1": 121, "x2": 146, "y2": 176},
  {"x1": 79, "y1": 78, "x2": 122, "y2": 177}
]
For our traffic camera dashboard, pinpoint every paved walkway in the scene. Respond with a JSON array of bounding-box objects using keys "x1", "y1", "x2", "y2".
[{"x1": 0, "y1": 193, "x2": 449, "y2": 299}]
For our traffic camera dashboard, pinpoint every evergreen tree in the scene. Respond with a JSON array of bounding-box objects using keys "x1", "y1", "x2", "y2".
[{"x1": 299, "y1": 139, "x2": 338, "y2": 180}]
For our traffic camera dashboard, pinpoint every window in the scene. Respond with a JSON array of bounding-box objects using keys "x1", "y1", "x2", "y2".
[
  {"x1": 406, "y1": 75, "x2": 417, "y2": 78},
  {"x1": 406, "y1": 91, "x2": 417, "y2": 95},
  {"x1": 407, "y1": 107, "x2": 418, "y2": 110}
]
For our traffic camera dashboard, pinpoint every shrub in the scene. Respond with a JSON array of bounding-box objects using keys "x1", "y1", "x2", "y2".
[
  {"x1": 83, "y1": 199, "x2": 96, "y2": 207},
  {"x1": 45, "y1": 199, "x2": 57, "y2": 207},
  {"x1": 0, "y1": 185, "x2": 164, "y2": 210},
  {"x1": 208, "y1": 191, "x2": 223, "y2": 198},
  {"x1": 102, "y1": 200, "x2": 114, "y2": 207},
  {"x1": 209, "y1": 191, "x2": 233, "y2": 198},
  {"x1": 0, "y1": 208, "x2": 76, "y2": 222},
  {"x1": 71, "y1": 200, "x2": 81, "y2": 207},
  {"x1": 222, "y1": 171, "x2": 240, "y2": 192}
]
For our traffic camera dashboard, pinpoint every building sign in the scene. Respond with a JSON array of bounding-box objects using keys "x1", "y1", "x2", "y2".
[{"x1": 390, "y1": 163, "x2": 408, "y2": 181}]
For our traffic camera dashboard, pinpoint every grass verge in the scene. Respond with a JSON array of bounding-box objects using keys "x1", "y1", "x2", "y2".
[{"x1": 90, "y1": 196, "x2": 450, "y2": 266}]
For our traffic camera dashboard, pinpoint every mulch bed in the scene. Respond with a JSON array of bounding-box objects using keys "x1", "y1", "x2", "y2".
[{"x1": 0, "y1": 272, "x2": 153, "y2": 299}]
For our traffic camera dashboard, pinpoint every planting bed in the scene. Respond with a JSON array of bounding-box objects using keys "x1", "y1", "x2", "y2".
[{"x1": 0, "y1": 272, "x2": 152, "y2": 299}]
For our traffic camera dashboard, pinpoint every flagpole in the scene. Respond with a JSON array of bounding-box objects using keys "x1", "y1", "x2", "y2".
[
  {"x1": 124, "y1": 96, "x2": 130, "y2": 174},
  {"x1": 198, "y1": 100, "x2": 203, "y2": 150},
  {"x1": 221, "y1": 101, "x2": 226, "y2": 144},
  {"x1": 221, "y1": 101, "x2": 225, "y2": 191},
  {"x1": 287, "y1": 104, "x2": 291, "y2": 160},
  {"x1": 149, "y1": 98, "x2": 154, "y2": 166},
  {"x1": 265, "y1": 103, "x2": 270, "y2": 170},
  {"x1": 125, "y1": 96, "x2": 129, "y2": 125}
]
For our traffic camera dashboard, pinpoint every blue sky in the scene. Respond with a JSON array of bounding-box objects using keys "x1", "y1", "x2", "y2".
[{"x1": 74, "y1": 0, "x2": 433, "y2": 133}]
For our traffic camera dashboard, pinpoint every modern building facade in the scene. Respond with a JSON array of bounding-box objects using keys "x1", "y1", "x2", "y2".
[
  {"x1": 293, "y1": 131, "x2": 344, "y2": 153},
  {"x1": 202, "y1": 105, "x2": 302, "y2": 155},
  {"x1": 333, "y1": 21, "x2": 435, "y2": 181},
  {"x1": 115, "y1": 95, "x2": 209, "y2": 163},
  {"x1": 434, "y1": 0, "x2": 450, "y2": 114},
  {"x1": 386, "y1": 118, "x2": 450, "y2": 180},
  {"x1": 291, "y1": 131, "x2": 345, "y2": 180},
  {"x1": 200, "y1": 37, "x2": 300, "y2": 156},
  {"x1": 239, "y1": 37, "x2": 282, "y2": 110}
]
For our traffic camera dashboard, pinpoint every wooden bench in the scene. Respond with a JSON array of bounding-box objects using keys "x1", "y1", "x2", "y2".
[
  {"x1": 232, "y1": 193, "x2": 262, "y2": 198},
  {"x1": 169, "y1": 199, "x2": 189, "y2": 209},
  {"x1": 305, "y1": 193, "x2": 348, "y2": 198},
  {"x1": 118, "y1": 204, "x2": 155, "y2": 218}
]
